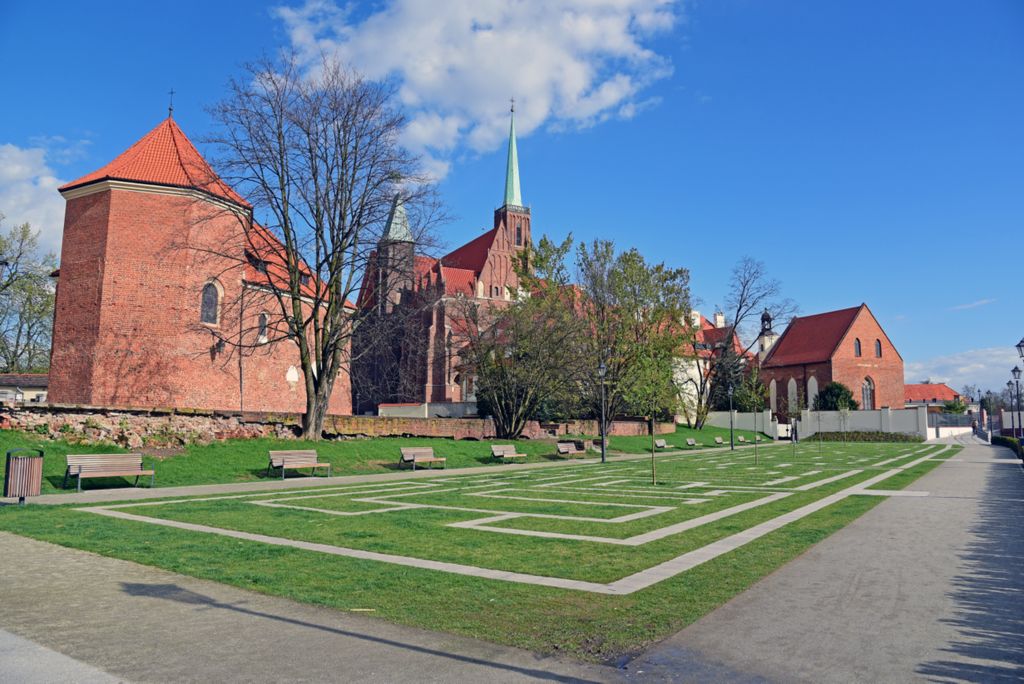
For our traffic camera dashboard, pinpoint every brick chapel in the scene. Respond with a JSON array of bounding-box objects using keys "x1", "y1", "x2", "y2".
[
  {"x1": 352, "y1": 108, "x2": 530, "y2": 414},
  {"x1": 757, "y1": 304, "x2": 905, "y2": 416},
  {"x1": 47, "y1": 116, "x2": 351, "y2": 414}
]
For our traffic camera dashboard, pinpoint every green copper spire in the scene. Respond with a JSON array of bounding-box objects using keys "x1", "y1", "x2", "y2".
[
  {"x1": 503, "y1": 101, "x2": 522, "y2": 207},
  {"x1": 383, "y1": 193, "x2": 412, "y2": 242}
]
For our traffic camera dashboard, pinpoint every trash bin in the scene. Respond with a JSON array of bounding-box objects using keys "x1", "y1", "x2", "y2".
[{"x1": 4, "y1": 448, "x2": 44, "y2": 505}]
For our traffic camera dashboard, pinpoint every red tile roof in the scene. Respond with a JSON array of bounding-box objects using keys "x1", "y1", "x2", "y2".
[
  {"x1": 60, "y1": 117, "x2": 246, "y2": 206},
  {"x1": 440, "y1": 266, "x2": 476, "y2": 297},
  {"x1": 904, "y1": 383, "x2": 959, "y2": 403},
  {"x1": 762, "y1": 305, "x2": 862, "y2": 367},
  {"x1": 441, "y1": 229, "x2": 497, "y2": 272}
]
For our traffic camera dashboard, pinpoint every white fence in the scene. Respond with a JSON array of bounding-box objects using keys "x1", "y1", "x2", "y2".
[{"x1": 704, "y1": 406, "x2": 939, "y2": 440}]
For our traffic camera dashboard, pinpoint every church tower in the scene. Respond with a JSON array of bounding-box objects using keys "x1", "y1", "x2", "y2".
[
  {"x1": 758, "y1": 309, "x2": 779, "y2": 362},
  {"x1": 493, "y1": 103, "x2": 530, "y2": 249},
  {"x1": 376, "y1": 193, "x2": 415, "y2": 313}
]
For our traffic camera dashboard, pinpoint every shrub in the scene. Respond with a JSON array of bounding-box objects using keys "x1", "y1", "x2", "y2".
[
  {"x1": 811, "y1": 431, "x2": 924, "y2": 443},
  {"x1": 992, "y1": 435, "x2": 1023, "y2": 458},
  {"x1": 812, "y1": 382, "x2": 860, "y2": 411}
]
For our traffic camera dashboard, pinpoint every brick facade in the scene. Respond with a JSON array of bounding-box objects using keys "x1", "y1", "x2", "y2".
[{"x1": 760, "y1": 304, "x2": 904, "y2": 417}]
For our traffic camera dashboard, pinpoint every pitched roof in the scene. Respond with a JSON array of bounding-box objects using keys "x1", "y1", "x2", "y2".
[
  {"x1": 0, "y1": 373, "x2": 48, "y2": 388},
  {"x1": 441, "y1": 228, "x2": 497, "y2": 272},
  {"x1": 440, "y1": 266, "x2": 476, "y2": 297},
  {"x1": 905, "y1": 383, "x2": 959, "y2": 403},
  {"x1": 761, "y1": 305, "x2": 862, "y2": 367},
  {"x1": 59, "y1": 117, "x2": 246, "y2": 206}
]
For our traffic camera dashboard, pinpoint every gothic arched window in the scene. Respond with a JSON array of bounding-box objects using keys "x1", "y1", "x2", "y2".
[
  {"x1": 854, "y1": 338, "x2": 862, "y2": 357},
  {"x1": 201, "y1": 282, "x2": 220, "y2": 325},
  {"x1": 862, "y1": 377, "x2": 875, "y2": 410},
  {"x1": 515, "y1": 221, "x2": 522, "y2": 246},
  {"x1": 875, "y1": 339, "x2": 882, "y2": 357}
]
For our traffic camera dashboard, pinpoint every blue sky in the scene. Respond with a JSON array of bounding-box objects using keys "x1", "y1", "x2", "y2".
[{"x1": 1, "y1": 0, "x2": 1021, "y2": 392}]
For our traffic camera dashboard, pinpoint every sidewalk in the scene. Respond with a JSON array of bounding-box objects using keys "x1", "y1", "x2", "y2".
[{"x1": 623, "y1": 435, "x2": 1024, "y2": 682}]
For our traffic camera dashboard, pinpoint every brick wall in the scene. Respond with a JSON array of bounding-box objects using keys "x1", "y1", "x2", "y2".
[{"x1": 831, "y1": 308, "x2": 905, "y2": 409}]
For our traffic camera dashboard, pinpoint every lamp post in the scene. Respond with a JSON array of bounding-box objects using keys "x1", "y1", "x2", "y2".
[
  {"x1": 985, "y1": 391, "x2": 993, "y2": 442},
  {"x1": 727, "y1": 384, "x2": 735, "y2": 450},
  {"x1": 598, "y1": 362, "x2": 607, "y2": 464},
  {"x1": 1013, "y1": 366, "x2": 1022, "y2": 439},
  {"x1": 1008, "y1": 380, "x2": 1017, "y2": 439}
]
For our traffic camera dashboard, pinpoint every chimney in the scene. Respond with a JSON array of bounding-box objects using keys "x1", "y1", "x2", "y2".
[
  {"x1": 714, "y1": 311, "x2": 726, "y2": 328},
  {"x1": 690, "y1": 310, "x2": 701, "y2": 328}
]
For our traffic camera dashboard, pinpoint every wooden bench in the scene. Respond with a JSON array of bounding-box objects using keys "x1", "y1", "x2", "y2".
[
  {"x1": 714, "y1": 437, "x2": 724, "y2": 445},
  {"x1": 556, "y1": 441, "x2": 587, "y2": 458},
  {"x1": 654, "y1": 439, "x2": 675, "y2": 449},
  {"x1": 491, "y1": 445, "x2": 527, "y2": 463},
  {"x1": 399, "y1": 447, "x2": 446, "y2": 470},
  {"x1": 267, "y1": 450, "x2": 331, "y2": 480},
  {"x1": 685, "y1": 438, "x2": 699, "y2": 448},
  {"x1": 64, "y1": 453, "x2": 154, "y2": 492},
  {"x1": 737, "y1": 435, "x2": 747, "y2": 443}
]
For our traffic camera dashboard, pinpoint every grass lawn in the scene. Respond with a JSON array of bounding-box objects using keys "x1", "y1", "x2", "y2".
[
  {"x1": 0, "y1": 423, "x2": 768, "y2": 494},
  {"x1": 0, "y1": 440, "x2": 959, "y2": 662},
  {"x1": 607, "y1": 424, "x2": 767, "y2": 453}
]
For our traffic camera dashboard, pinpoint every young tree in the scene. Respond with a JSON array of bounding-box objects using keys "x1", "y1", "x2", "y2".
[
  {"x1": 207, "y1": 54, "x2": 438, "y2": 438},
  {"x1": 575, "y1": 240, "x2": 692, "y2": 456},
  {"x1": 733, "y1": 363, "x2": 769, "y2": 414},
  {"x1": 452, "y1": 236, "x2": 585, "y2": 439},
  {"x1": 0, "y1": 221, "x2": 56, "y2": 372},
  {"x1": 621, "y1": 338, "x2": 678, "y2": 484},
  {"x1": 943, "y1": 399, "x2": 968, "y2": 414}
]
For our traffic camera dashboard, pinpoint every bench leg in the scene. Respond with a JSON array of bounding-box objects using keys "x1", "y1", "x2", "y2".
[
  {"x1": 134, "y1": 475, "x2": 140, "y2": 487},
  {"x1": 62, "y1": 469, "x2": 69, "y2": 490},
  {"x1": 282, "y1": 466, "x2": 286, "y2": 480},
  {"x1": 77, "y1": 474, "x2": 82, "y2": 492},
  {"x1": 151, "y1": 473, "x2": 155, "y2": 488}
]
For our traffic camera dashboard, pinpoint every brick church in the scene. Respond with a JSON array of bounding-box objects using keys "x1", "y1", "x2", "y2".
[
  {"x1": 352, "y1": 108, "x2": 530, "y2": 414},
  {"x1": 48, "y1": 116, "x2": 351, "y2": 414},
  {"x1": 757, "y1": 304, "x2": 905, "y2": 416}
]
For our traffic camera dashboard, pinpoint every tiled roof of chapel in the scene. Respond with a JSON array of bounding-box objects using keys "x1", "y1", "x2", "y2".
[
  {"x1": 761, "y1": 305, "x2": 863, "y2": 367},
  {"x1": 59, "y1": 117, "x2": 247, "y2": 206}
]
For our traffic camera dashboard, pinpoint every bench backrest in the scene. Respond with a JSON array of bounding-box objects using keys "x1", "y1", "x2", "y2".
[
  {"x1": 737, "y1": 435, "x2": 746, "y2": 442},
  {"x1": 400, "y1": 447, "x2": 435, "y2": 461},
  {"x1": 67, "y1": 453, "x2": 144, "y2": 473},
  {"x1": 492, "y1": 445, "x2": 517, "y2": 456},
  {"x1": 654, "y1": 439, "x2": 667, "y2": 448},
  {"x1": 269, "y1": 450, "x2": 320, "y2": 467},
  {"x1": 686, "y1": 438, "x2": 697, "y2": 446},
  {"x1": 556, "y1": 442, "x2": 576, "y2": 454},
  {"x1": 714, "y1": 437, "x2": 724, "y2": 444}
]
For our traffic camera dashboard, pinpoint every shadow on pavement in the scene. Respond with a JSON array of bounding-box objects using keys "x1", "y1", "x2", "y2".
[
  {"x1": 120, "y1": 582, "x2": 603, "y2": 683},
  {"x1": 916, "y1": 452, "x2": 1024, "y2": 683}
]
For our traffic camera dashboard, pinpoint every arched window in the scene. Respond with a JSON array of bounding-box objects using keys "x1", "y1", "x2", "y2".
[
  {"x1": 769, "y1": 379, "x2": 777, "y2": 413},
  {"x1": 257, "y1": 312, "x2": 269, "y2": 343},
  {"x1": 807, "y1": 376, "x2": 819, "y2": 408},
  {"x1": 862, "y1": 377, "x2": 875, "y2": 410},
  {"x1": 875, "y1": 339, "x2": 882, "y2": 357},
  {"x1": 854, "y1": 338, "x2": 862, "y2": 357},
  {"x1": 200, "y1": 282, "x2": 220, "y2": 325}
]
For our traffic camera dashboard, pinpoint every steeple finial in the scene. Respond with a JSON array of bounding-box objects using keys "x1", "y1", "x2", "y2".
[
  {"x1": 168, "y1": 88, "x2": 176, "y2": 118},
  {"x1": 503, "y1": 101, "x2": 522, "y2": 208}
]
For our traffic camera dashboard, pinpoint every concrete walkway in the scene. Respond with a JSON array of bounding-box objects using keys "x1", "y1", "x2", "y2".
[
  {"x1": 0, "y1": 531, "x2": 622, "y2": 683},
  {"x1": 623, "y1": 435, "x2": 1024, "y2": 682}
]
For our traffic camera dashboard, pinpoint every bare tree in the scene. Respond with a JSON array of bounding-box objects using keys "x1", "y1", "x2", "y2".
[{"x1": 206, "y1": 53, "x2": 439, "y2": 438}]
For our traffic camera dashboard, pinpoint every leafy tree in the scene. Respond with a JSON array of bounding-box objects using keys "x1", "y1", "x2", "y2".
[
  {"x1": 621, "y1": 341, "x2": 678, "y2": 484},
  {"x1": 812, "y1": 381, "x2": 860, "y2": 411},
  {"x1": 452, "y1": 236, "x2": 586, "y2": 439},
  {"x1": 0, "y1": 220, "x2": 56, "y2": 372},
  {"x1": 733, "y1": 363, "x2": 769, "y2": 413},
  {"x1": 708, "y1": 345, "x2": 745, "y2": 411},
  {"x1": 575, "y1": 240, "x2": 692, "y2": 459}
]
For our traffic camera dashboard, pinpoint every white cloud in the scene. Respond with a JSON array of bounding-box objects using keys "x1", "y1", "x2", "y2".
[
  {"x1": 948, "y1": 298, "x2": 996, "y2": 311},
  {"x1": 0, "y1": 143, "x2": 67, "y2": 255},
  {"x1": 905, "y1": 347, "x2": 1021, "y2": 393},
  {"x1": 274, "y1": 0, "x2": 679, "y2": 177}
]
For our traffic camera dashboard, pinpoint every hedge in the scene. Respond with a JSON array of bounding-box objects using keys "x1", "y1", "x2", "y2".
[
  {"x1": 992, "y1": 435, "x2": 1023, "y2": 459},
  {"x1": 808, "y1": 431, "x2": 924, "y2": 443}
]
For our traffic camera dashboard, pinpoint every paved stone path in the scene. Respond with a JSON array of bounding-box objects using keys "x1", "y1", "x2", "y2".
[{"x1": 623, "y1": 435, "x2": 1024, "y2": 682}]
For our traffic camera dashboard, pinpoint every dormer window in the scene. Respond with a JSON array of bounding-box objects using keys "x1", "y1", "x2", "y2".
[{"x1": 246, "y1": 250, "x2": 268, "y2": 274}]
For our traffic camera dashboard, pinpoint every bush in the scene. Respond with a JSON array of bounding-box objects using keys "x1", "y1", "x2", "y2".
[
  {"x1": 992, "y1": 435, "x2": 1023, "y2": 458},
  {"x1": 810, "y1": 431, "x2": 924, "y2": 443},
  {"x1": 812, "y1": 382, "x2": 860, "y2": 411}
]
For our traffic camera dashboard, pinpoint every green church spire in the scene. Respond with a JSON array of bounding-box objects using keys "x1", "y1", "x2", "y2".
[
  {"x1": 503, "y1": 100, "x2": 522, "y2": 208},
  {"x1": 383, "y1": 192, "x2": 412, "y2": 242}
]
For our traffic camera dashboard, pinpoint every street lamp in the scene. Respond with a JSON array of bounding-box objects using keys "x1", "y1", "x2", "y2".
[
  {"x1": 1008, "y1": 380, "x2": 1017, "y2": 439},
  {"x1": 1016, "y1": 337, "x2": 1024, "y2": 362},
  {"x1": 598, "y1": 362, "x2": 607, "y2": 464},
  {"x1": 1014, "y1": 366, "x2": 1023, "y2": 439},
  {"x1": 727, "y1": 384, "x2": 735, "y2": 450}
]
